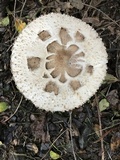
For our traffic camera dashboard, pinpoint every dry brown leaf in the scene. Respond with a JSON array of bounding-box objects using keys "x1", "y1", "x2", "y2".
[
  {"x1": 30, "y1": 114, "x2": 46, "y2": 140},
  {"x1": 107, "y1": 26, "x2": 115, "y2": 35},
  {"x1": 94, "y1": 124, "x2": 100, "y2": 137},
  {"x1": 106, "y1": 90, "x2": 119, "y2": 107},
  {"x1": 105, "y1": 73, "x2": 119, "y2": 84},
  {"x1": 82, "y1": 17, "x2": 99, "y2": 26},
  {"x1": 72, "y1": 124, "x2": 79, "y2": 136},
  {"x1": 64, "y1": 2, "x2": 73, "y2": 10},
  {"x1": 30, "y1": 113, "x2": 50, "y2": 142},
  {"x1": 15, "y1": 19, "x2": 26, "y2": 33},
  {"x1": 26, "y1": 143, "x2": 38, "y2": 154},
  {"x1": 111, "y1": 132, "x2": 120, "y2": 151},
  {"x1": 69, "y1": 0, "x2": 84, "y2": 10},
  {"x1": 91, "y1": 0, "x2": 105, "y2": 7}
]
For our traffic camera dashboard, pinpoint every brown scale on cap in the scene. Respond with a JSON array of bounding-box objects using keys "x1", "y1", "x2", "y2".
[
  {"x1": 86, "y1": 65, "x2": 94, "y2": 74},
  {"x1": 43, "y1": 73, "x2": 49, "y2": 78},
  {"x1": 59, "y1": 27, "x2": 72, "y2": 45},
  {"x1": 38, "y1": 30, "x2": 51, "y2": 41},
  {"x1": 27, "y1": 57, "x2": 41, "y2": 70},
  {"x1": 75, "y1": 31, "x2": 85, "y2": 42},
  {"x1": 44, "y1": 81, "x2": 59, "y2": 95},
  {"x1": 70, "y1": 80, "x2": 81, "y2": 91}
]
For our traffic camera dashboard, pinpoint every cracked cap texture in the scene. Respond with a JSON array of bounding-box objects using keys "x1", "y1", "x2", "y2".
[{"x1": 11, "y1": 13, "x2": 108, "y2": 112}]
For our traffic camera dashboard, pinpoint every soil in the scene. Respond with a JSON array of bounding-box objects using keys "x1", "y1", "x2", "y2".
[{"x1": 0, "y1": 0, "x2": 120, "y2": 160}]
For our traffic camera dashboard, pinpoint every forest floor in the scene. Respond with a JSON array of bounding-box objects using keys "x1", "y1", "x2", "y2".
[{"x1": 0, "y1": 0, "x2": 120, "y2": 160}]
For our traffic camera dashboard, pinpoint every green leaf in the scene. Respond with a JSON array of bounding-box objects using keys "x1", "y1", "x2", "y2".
[
  {"x1": 104, "y1": 73, "x2": 119, "y2": 83},
  {"x1": 99, "y1": 99, "x2": 109, "y2": 112},
  {"x1": 0, "y1": 17, "x2": 10, "y2": 26},
  {"x1": 50, "y1": 150, "x2": 60, "y2": 160},
  {"x1": 0, "y1": 102, "x2": 8, "y2": 112}
]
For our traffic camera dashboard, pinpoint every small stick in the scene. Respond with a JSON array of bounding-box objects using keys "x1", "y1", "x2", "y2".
[
  {"x1": 20, "y1": 0, "x2": 27, "y2": 18},
  {"x1": 3, "y1": 96, "x2": 23, "y2": 123},
  {"x1": 69, "y1": 111, "x2": 77, "y2": 160},
  {"x1": 95, "y1": 94, "x2": 105, "y2": 160}
]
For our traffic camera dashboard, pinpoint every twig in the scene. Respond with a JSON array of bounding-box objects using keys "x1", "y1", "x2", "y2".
[
  {"x1": 106, "y1": 149, "x2": 113, "y2": 160},
  {"x1": 69, "y1": 111, "x2": 77, "y2": 160},
  {"x1": 82, "y1": 3, "x2": 120, "y2": 28},
  {"x1": 20, "y1": 0, "x2": 27, "y2": 18},
  {"x1": 3, "y1": 96, "x2": 23, "y2": 123},
  {"x1": 116, "y1": 52, "x2": 120, "y2": 79},
  {"x1": 83, "y1": 0, "x2": 93, "y2": 18},
  {"x1": 10, "y1": 151, "x2": 35, "y2": 160},
  {"x1": 41, "y1": 129, "x2": 67, "y2": 160},
  {"x1": 94, "y1": 126, "x2": 118, "y2": 143},
  {"x1": 13, "y1": 0, "x2": 17, "y2": 20},
  {"x1": 89, "y1": 122, "x2": 120, "y2": 137},
  {"x1": 95, "y1": 94, "x2": 105, "y2": 160}
]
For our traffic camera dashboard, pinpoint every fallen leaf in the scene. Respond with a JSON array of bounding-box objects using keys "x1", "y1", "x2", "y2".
[
  {"x1": 91, "y1": 0, "x2": 105, "y2": 7},
  {"x1": 69, "y1": 0, "x2": 84, "y2": 10},
  {"x1": 111, "y1": 132, "x2": 120, "y2": 151},
  {"x1": 78, "y1": 120, "x2": 92, "y2": 149},
  {"x1": 99, "y1": 99, "x2": 109, "y2": 112},
  {"x1": 107, "y1": 26, "x2": 115, "y2": 35},
  {"x1": 30, "y1": 113, "x2": 49, "y2": 142},
  {"x1": 63, "y1": 2, "x2": 73, "y2": 10},
  {"x1": 50, "y1": 150, "x2": 60, "y2": 160},
  {"x1": 72, "y1": 124, "x2": 79, "y2": 137},
  {"x1": 15, "y1": 19, "x2": 26, "y2": 33},
  {"x1": 82, "y1": 17, "x2": 99, "y2": 26},
  {"x1": 0, "y1": 17, "x2": 10, "y2": 26},
  {"x1": 106, "y1": 90, "x2": 119, "y2": 107},
  {"x1": 38, "y1": 0, "x2": 43, "y2": 4},
  {"x1": 104, "y1": 73, "x2": 119, "y2": 84},
  {"x1": 113, "y1": 111, "x2": 120, "y2": 117},
  {"x1": 39, "y1": 142, "x2": 50, "y2": 157},
  {"x1": 26, "y1": 143, "x2": 38, "y2": 154},
  {"x1": 94, "y1": 124, "x2": 100, "y2": 137},
  {"x1": 0, "y1": 102, "x2": 8, "y2": 112}
]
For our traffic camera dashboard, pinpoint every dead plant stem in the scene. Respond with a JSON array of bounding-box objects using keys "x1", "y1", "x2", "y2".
[
  {"x1": 69, "y1": 111, "x2": 77, "y2": 160},
  {"x1": 20, "y1": 0, "x2": 27, "y2": 18},
  {"x1": 13, "y1": 0, "x2": 17, "y2": 20},
  {"x1": 95, "y1": 94, "x2": 105, "y2": 160}
]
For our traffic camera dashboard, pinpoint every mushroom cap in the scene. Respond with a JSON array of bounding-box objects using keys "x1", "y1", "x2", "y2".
[{"x1": 11, "y1": 13, "x2": 107, "y2": 112}]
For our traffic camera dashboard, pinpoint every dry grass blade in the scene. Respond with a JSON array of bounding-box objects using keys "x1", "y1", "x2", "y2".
[
  {"x1": 69, "y1": 111, "x2": 77, "y2": 160},
  {"x1": 95, "y1": 94, "x2": 105, "y2": 160}
]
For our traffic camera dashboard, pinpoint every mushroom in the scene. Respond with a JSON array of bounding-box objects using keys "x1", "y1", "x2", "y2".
[{"x1": 11, "y1": 13, "x2": 107, "y2": 112}]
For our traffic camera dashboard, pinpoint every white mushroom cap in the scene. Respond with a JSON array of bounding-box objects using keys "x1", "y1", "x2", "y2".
[{"x1": 11, "y1": 13, "x2": 107, "y2": 112}]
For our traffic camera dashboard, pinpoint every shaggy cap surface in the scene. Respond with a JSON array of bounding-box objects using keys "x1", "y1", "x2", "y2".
[{"x1": 11, "y1": 13, "x2": 107, "y2": 112}]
